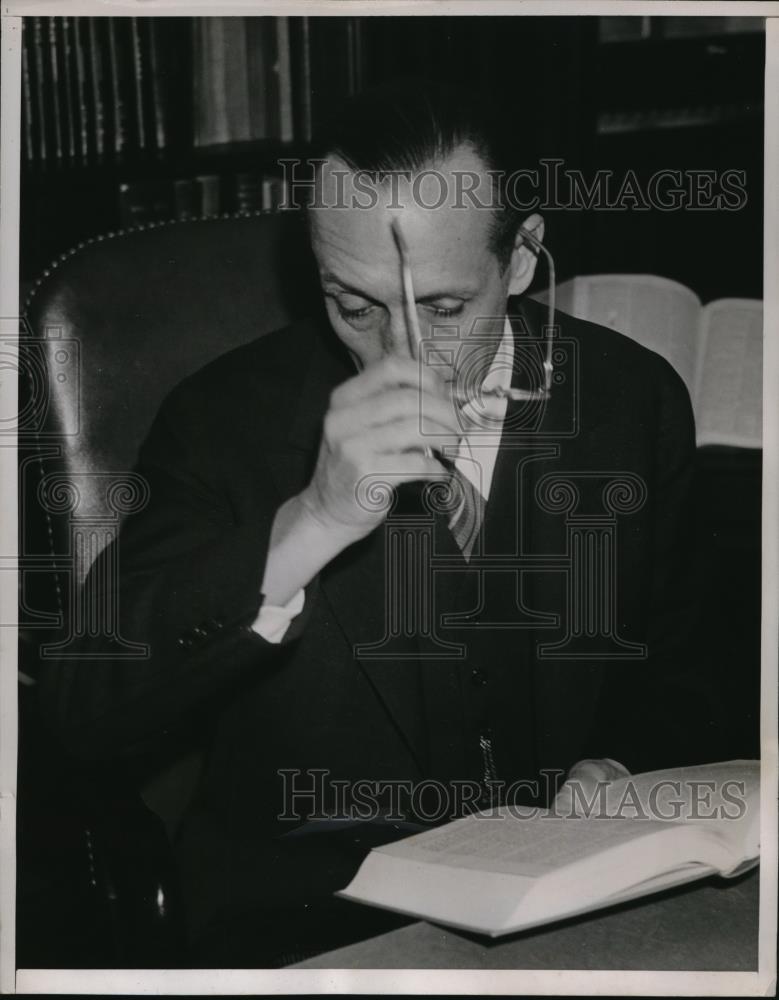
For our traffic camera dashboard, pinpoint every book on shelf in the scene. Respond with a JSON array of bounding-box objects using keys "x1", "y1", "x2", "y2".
[
  {"x1": 534, "y1": 274, "x2": 762, "y2": 449},
  {"x1": 87, "y1": 18, "x2": 106, "y2": 161},
  {"x1": 261, "y1": 175, "x2": 287, "y2": 211},
  {"x1": 194, "y1": 17, "x2": 247, "y2": 146},
  {"x1": 225, "y1": 17, "x2": 252, "y2": 143},
  {"x1": 293, "y1": 17, "x2": 313, "y2": 142},
  {"x1": 106, "y1": 18, "x2": 132, "y2": 156},
  {"x1": 234, "y1": 171, "x2": 262, "y2": 213},
  {"x1": 59, "y1": 17, "x2": 77, "y2": 161},
  {"x1": 197, "y1": 174, "x2": 221, "y2": 216},
  {"x1": 275, "y1": 17, "x2": 294, "y2": 143},
  {"x1": 31, "y1": 18, "x2": 48, "y2": 162},
  {"x1": 245, "y1": 16, "x2": 292, "y2": 143},
  {"x1": 46, "y1": 17, "x2": 64, "y2": 163},
  {"x1": 339, "y1": 760, "x2": 760, "y2": 938},
  {"x1": 71, "y1": 17, "x2": 90, "y2": 161},
  {"x1": 134, "y1": 17, "x2": 189, "y2": 154},
  {"x1": 146, "y1": 19, "x2": 167, "y2": 150},
  {"x1": 129, "y1": 18, "x2": 147, "y2": 150},
  {"x1": 173, "y1": 178, "x2": 199, "y2": 220},
  {"x1": 245, "y1": 17, "x2": 268, "y2": 140},
  {"x1": 105, "y1": 19, "x2": 123, "y2": 156},
  {"x1": 263, "y1": 18, "x2": 280, "y2": 141},
  {"x1": 194, "y1": 18, "x2": 224, "y2": 145}
]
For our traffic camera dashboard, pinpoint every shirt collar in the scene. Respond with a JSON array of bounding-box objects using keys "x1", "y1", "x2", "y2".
[{"x1": 457, "y1": 316, "x2": 514, "y2": 433}]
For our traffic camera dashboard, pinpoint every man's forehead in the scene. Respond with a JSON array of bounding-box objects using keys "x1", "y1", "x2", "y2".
[
  {"x1": 311, "y1": 149, "x2": 496, "y2": 291},
  {"x1": 318, "y1": 144, "x2": 491, "y2": 194}
]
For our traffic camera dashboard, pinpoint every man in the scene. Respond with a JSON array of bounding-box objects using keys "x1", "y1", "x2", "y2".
[{"x1": 41, "y1": 80, "x2": 707, "y2": 964}]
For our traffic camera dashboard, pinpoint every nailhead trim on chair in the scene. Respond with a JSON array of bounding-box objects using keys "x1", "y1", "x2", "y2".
[{"x1": 23, "y1": 208, "x2": 290, "y2": 314}]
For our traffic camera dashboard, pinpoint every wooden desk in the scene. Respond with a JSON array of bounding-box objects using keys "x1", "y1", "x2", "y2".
[{"x1": 295, "y1": 870, "x2": 758, "y2": 970}]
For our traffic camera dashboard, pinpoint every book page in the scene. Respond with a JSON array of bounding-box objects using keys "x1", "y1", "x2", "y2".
[
  {"x1": 376, "y1": 759, "x2": 759, "y2": 878},
  {"x1": 694, "y1": 298, "x2": 763, "y2": 448},
  {"x1": 604, "y1": 759, "x2": 760, "y2": 864},
  {"x1": 547, "y1": 274, "x2": 702, "y2": 397},
  {"x1": 605, "y1": 760, "x2": 759, "y2": 813},
  {"x1": 376, "y1": 810, "x2": 682, "y2": 879}
]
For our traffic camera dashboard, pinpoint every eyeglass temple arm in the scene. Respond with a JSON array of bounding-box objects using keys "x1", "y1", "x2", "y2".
[{"x1": 517, "y1": 225, "x2": 556, "y2": 393}]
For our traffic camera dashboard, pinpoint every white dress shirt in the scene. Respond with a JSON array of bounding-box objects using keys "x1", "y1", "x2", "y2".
[{"x1": 253, "y1": 318, "x2": 514, "y2": 643}]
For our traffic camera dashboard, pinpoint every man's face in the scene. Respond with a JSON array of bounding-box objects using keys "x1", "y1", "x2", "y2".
[{"x1": 309, "y1": 144, "x2": 540, "y2": 382}]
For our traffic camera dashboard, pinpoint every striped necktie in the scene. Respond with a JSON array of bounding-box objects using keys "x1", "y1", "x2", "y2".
[{"x1": 442, "y1": 457, "x2": 485, "y2": 560}]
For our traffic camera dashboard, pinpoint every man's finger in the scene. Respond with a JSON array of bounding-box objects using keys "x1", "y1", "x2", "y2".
[
  {"x1": 353, "y1": 455, "x2": 448, "y2": 501},
  {"x1": 551, "y1": 758, "x2": 631, "y2": 818},
  {"x1": 332, "y1": 356, "x2": 445, "y2": 407},
  {"x1": 330, "y1": 388, "x2": 462, "y2": 441},
  {"x1": 350, "y1": 420, "x2": 459, "y2": 458}
]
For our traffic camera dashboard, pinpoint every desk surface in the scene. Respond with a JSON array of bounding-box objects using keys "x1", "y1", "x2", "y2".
[{"x1": 295, "y1": 870, "x2": 759, "y2": 970}]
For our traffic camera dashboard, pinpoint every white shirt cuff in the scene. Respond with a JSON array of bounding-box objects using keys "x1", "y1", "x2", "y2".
[{"x1": 251, "y1": 587, "x2": 306, "y2": 644}]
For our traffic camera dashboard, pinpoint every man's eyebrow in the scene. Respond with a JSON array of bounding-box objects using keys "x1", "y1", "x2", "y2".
[
  {"x1": 321, "y1": 272, "x2": 477, "y2": 302},
  {"x1": 322, "y1": 271, "x2": 478, "y2": 303},
  {"x1": 416, "y1": 288, "x2": 478, "y2": 302},
  {"x1": 320, "y1": 273, "x2": 374, "y2": 299}
]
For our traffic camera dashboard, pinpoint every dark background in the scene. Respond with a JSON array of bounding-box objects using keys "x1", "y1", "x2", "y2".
[{"x1": 20, "y1": 15, "x2": 765, "y2": 301}]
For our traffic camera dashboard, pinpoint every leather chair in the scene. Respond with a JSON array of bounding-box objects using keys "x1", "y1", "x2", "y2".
[{"x1": 19, "y1": 209, "x2": 322, "y2": 966}]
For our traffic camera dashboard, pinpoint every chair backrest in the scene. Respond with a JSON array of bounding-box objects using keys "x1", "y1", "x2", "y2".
[
  {"x1": 21, "y1": 210, "x2": 322, "y2": 836},
  {"x1": 25, "y1": 209, "x2": 319, "y2": 482},
  {"x1": 23, "y1": 209, "x2": 322, "y2": 585}
]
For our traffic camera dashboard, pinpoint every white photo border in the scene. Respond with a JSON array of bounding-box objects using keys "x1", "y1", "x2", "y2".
[{"x1": 1, "y1": 3, "x2": 776, "y2": 996}]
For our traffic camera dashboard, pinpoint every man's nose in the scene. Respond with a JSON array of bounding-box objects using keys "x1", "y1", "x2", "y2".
[{"x1": 384, "y1": 307, "x2": 417, "y2": 360}]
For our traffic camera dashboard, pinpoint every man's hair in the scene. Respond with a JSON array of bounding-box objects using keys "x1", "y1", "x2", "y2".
[{"x1": 313, "y1": 77, "x2": 528, "y2": 269}]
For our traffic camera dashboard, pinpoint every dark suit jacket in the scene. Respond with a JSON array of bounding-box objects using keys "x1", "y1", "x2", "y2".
[{"x1": 40, "y1": 297, "x2": 710, "y2": 940}]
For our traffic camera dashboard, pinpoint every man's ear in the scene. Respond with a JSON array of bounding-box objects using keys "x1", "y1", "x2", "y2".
[{"x1": 506, "y1": 213, "x2": 545, "y2": 297}]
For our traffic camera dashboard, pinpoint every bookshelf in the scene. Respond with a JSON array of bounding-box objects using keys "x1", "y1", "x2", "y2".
[
  {"x1": 19, "y1": 14, "x2": 765, "y2": 302},
  {"x1": 20, "y1": 15, "x2": 363, "y2": 280}
]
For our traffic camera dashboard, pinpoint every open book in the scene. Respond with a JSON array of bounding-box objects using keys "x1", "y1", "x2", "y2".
[
  {"x1": 338, "y1": 760, "x2": 760, "y2": 937},
  {"x1": 533, "y1": 275, "x2": 762, "y2": 449}
]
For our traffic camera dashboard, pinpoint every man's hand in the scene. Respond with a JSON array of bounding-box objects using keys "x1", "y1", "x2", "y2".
[
  {"x1": 551, "y1": 758, "x2": 631, "y2": 818},
  {"x1": 260, "y1": 357, "x2": 459, "y2": 607},
  {"x1": 299, "y1": 356, "x2": 459, "y2": 541}
]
